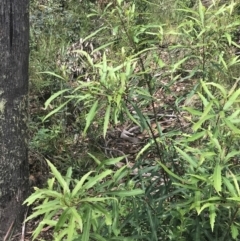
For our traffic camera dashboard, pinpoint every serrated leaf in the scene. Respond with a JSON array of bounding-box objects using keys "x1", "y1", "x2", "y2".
[
  {"x1": 23, "y1": 191, "x2": 45, "y2": 206},
  {"x1": 209, "y1": 204, "x2": 216, "y2": 232},
  {"x1": 67, "y1": 215, "x2": 75, "y2": 241},
  {"x1": 70, "y1": 207, "x2": 83, "y2": 232}
]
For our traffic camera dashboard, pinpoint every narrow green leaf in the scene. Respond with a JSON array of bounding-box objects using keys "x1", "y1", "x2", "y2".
[
  {"x1": 87, "y1": 153, "x2": 101, "y2": 165},
  {"x1": 81, "y1": 197, "x2": 116, "y2": 202},
  {"x1": 224, "y1": 88, "x2": 240, "y2": 110},
  {"x1": 205, "y1": 82, "x2": 227, "y2": 98},
  {"x1": 101, "y1": 156, "x2": 126, "y2": 166},
  {"x1": 40, "y1": 71, "x2": 66, "y2": 80},
  {"x1": 32, "y1": 210, "x2": 58, "y2": 240},
  {"x1": 194, "y1": 191, "x2": 201, "y2": 214},
  {"x1": 175, "y1": 146, "x2": 198, "y2": 168},
  {"x1": 72, "y1": 171, "x2": 93, "y2": 197},
  {"x1": 84, "y1": 100, "x2": 98, "y2": 135},
  {"x1": 230, "y1": 171, "x2": 240, "y2": 196},
  {"x1": 183, "y1": 107, "x2": 203, "y2": 116},
  {"x1": 43, "y1": 99, "x2": 71, "y2": 121},
  {"x1": 106, "y1": 189, "x2": 144, "y2": 197},
  {"x1": 23, "y1": 191, "x2": 45, "y2": 205},
  {"x1": 65, "y1": 167, "x2": 72, "y2": 186},
  {"x1": 213, "y1": 164, "x2": 222, "y2": 193},
  {"x1": 90, "y1": 233, "x2": 107, "y2": 241},
  {"x1": 103, "y1": 105, "x2": 111, "y2": 138},
  {"x1": 113, "y1": 165, "x2": 129, "y2": 183},
  {"x1": 55, "y1": 208, "x2": 70, "y2": 232},
  {"x1": 33, "y1": 199, "x2": 60, "y2": 210},
  {"x1": 197, "y1": 92, "x2": 209, "y2": 106},
  {"x1": 198, "y1": 0, "x2": 205, "y2": 26},
  {"x1": 210, "y1": 137, "x2": 222, "y2": 153},
  {"x1": 123, "y1": 102, "x2": 140, "y2": 126},
  {"x1": 131, "y1": 102, "x2": 148, "y2": 130},
  {"x1": 223, "y1": 177, "x2": 237, "y2": 197},
  {"x1": 44, "y1": 89, "x2": 70, "y2": 109},
  {"x1": 224, "y1": 119, "x2": 240, "y2": 134},
  {"x1": 112, "y1": 201, "x2": 120, "y2": 236},
  {"x1": 82, "y1": 169, "x2": 112, "y2": 190},
  {"x1": 82, "y1": 207, "x2": 91, "y2": 241},
  {"x1": 209, "y1": 204, "x2": 216, "y2": 232},
  {"x1": 201, "y1": 80, "x2": 215, "y2": 99},
  {"x1": 157, "y1": 161, "x2": 187, "y2": 183},
  {"x1": 136, "y1": 140, "x2": 153, "y2": 160},
  {"x1": 46, "y1": 159, "x2": 70, "y2": 194},
  {"x1": 25, "y1": 206, "x2": 60, "y2": 222},
  {"x1": 231, "y1": 224, "x2": 239, "y2": 240},
  {"x1": 67, "y1": 215, "x2": 75, "y2": 241},
  {"x1": 70, "y1": 207, "x2": 83, "y2": 232},
  {"x1": 183, "y1": 131, "x2": 205, "y2": 142},
  {"x1": 83, "y1": 26, "x2": 107, "y2": 42},
  {"x1": 224, "y1": 151, "x2": 240, "y2": 164},
  {"x1": 193, "y1": 114, "x2": 215, "y2": 131}
]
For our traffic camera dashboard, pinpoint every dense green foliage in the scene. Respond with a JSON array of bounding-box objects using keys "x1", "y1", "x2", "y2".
[{"x1": 27, "y1": 0, "x2": 240, "y2": 240}]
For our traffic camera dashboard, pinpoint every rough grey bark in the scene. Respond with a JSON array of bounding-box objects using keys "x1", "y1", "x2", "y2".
[{"x1": 0, "y1": 0, "x2": 29, "y2": 239}]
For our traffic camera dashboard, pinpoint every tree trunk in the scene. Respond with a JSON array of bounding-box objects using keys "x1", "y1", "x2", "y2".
[{"x1": 0, "y1": 0, "x2": 29, "y2": 239}]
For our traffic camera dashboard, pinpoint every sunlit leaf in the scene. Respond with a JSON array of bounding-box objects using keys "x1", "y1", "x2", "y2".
[
  {"x1": 83, "y1": 169, "x2": 112, "y2": 190},
  {"x1": 213, "y1": 164, "x2": 222, "y2": 193},
  {"x1": 72, "y1": 171, "x2": 93, "y2": 197}
]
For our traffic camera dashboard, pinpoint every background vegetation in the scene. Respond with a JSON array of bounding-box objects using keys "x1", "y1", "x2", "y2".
[{"x1": 26, "y1": 0, "x2": 240, "y2": 240}]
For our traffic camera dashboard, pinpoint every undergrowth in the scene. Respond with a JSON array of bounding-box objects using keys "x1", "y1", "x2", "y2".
[{"x1": 27, "y1": 0, "x2": 240, "y2": 240}]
